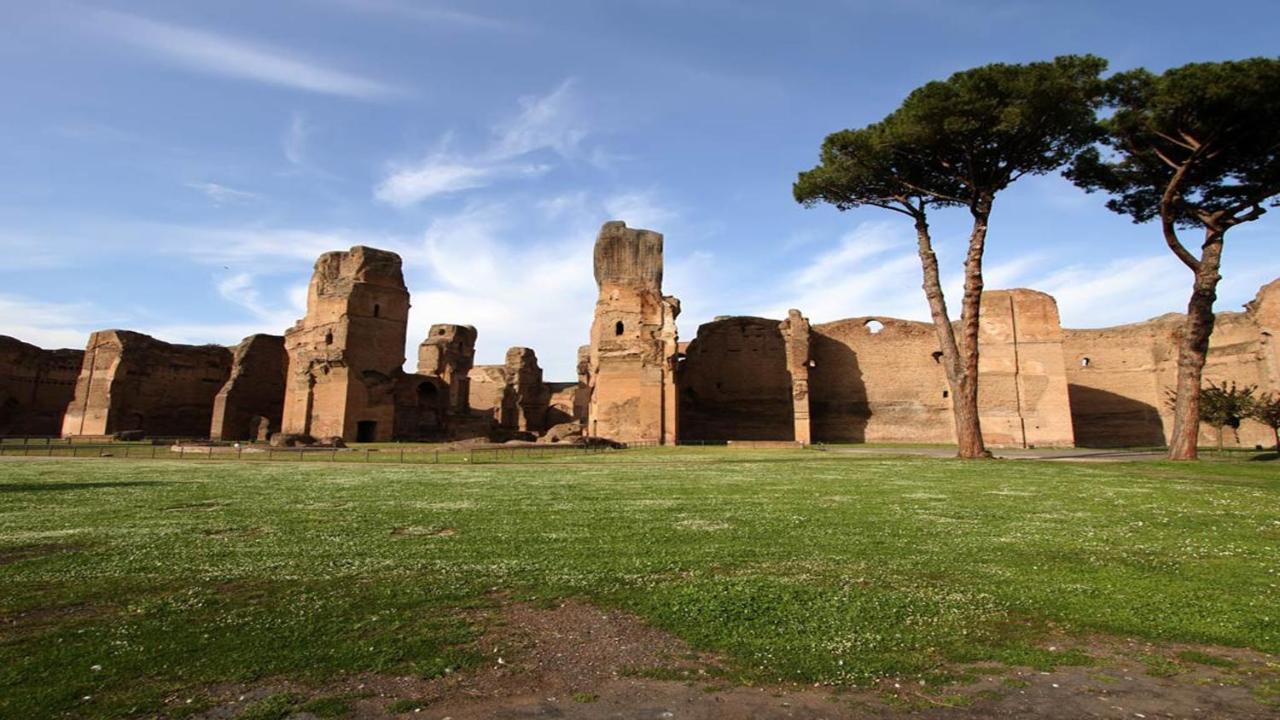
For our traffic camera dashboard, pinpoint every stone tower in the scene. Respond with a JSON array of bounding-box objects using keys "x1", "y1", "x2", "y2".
[
  {"x1": 587, "y1": 221, "x2": 680, "y2": 444},
  {"x1": 281, "y1": 246, "x2": 409, "y2": 442}
]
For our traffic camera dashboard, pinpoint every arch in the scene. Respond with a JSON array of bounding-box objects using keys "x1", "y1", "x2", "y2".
[
  {"x1": 614, "y1": 320, "x2": 625, "y2": 336},
  {"x1": 864, "y1": 319, "x2": 885, "y2": 334}
]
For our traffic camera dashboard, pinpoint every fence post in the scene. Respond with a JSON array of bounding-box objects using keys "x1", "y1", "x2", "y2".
[
  {"x1": 434, "y1": 450, "x2": 438, "y2": 464},
  {"x1": 179, "y1": 446, "x2": 184, "y2": 461},
  {"x1": 298, "y1": 449, "x2": 303, "y2": 463},
  {"x1": 400, "y1": 448, "x2": 405, "y2": 464},
  {"x1": 365, "y1": 449, "x2": 370, "y2": 463},
  {"x1": 267, "y1": 447, "x2": 273, "y2": 461}
]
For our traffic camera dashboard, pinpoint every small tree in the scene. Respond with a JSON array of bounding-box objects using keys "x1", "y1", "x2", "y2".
[
  {"x1": 1069, "y1": 59, "x2": 1280, "y2": 460},
  {"x1": 1168, "y1": 381, "x2": 1256, "y2": 451},
  {"x1": 1250, "y1": 393, "x2": 1280, "y2": 452},
  {"x1": 795, "y1": 56, "x2": 1107, "y2": 458}
]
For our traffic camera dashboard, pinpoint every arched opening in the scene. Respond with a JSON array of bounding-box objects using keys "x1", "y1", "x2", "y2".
[
  {"x1": 864, "y1": 319, "x2": 885, "y2": 334},
  {"x1": 373, "y1": 303, "x2": 381, "y2": 318},
  {"x1": 614, "y1": 320, "x2": 624, "y2": 336},
  {"x1": 1081, "y1": 357, "x2": 1091, "y2": 368},
  {"x1": 417, "y1": 381, "x2": 438, "y2": 406},
  {"x1": 324, "y1": 331, "x2": 333, "y2": 346}
]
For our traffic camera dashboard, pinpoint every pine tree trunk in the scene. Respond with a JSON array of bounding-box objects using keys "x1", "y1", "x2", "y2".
[
  {"x1": 1272, "y1": 426, "x2": 1278, "y2": 453},
  {"x1": 912, "y1": 204, "x2": 989, "y2": 460},
  {"x1": 1167, "y1": 230, "x2": 1224, "y2": 461},
  {"x1": 955, "y1": 198, "x2": 993, "y2": 459}
]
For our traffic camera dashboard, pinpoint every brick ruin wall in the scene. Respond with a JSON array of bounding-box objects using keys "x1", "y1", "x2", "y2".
[
  {"x1": 1063, "y1": 279, "x2": 1280, "y2": 448},
  {"x1": 587, "y1": 221, "x2": 680, "y2": 444},
  {"x1": 680, "y1": 290, "x2": 1075, "y2": 447},
  {"x1": 0, "y1": 336, "x2": 83, "y2": 436},
  {"x1": 678, "y1": 316, "x2": 794, "y2": 442},
  {"x1": 209, "y1": 334, "x2": 287, "y2": 441},
  {"x1": 282, "y1": 246, "x2": 410, "y2": 442},
  {"x1": 61, "y1": 330, "x2": 232, "y2": 438}
]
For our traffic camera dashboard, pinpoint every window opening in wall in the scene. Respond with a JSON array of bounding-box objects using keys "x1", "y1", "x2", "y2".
[
  {"x1": 615, "y1": 321, "x2": 624, "y2": 336},
  {"x1": 864, "y1": 319, "x2": 884, "y2": 334},
  {"x1": 373, "y1": 304, "x2": 381, "y2": 318},
  {"x1": 1081, "y1": 357, "x2": 1091, "y2": 368},
  {"x1": 324, "y1": 332, "x2": 333, "y2": 345},
  {"x1": 931, "y1": 351, "x2": 943, "y2": 364},
  {"x1": 942, "y1": 390, "x2": 949, "y2": 398}
]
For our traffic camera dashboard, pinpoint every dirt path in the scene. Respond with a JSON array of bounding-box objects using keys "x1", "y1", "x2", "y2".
[{"x1": 174, "y1": 600, "x2": 1278, "y2": 720}]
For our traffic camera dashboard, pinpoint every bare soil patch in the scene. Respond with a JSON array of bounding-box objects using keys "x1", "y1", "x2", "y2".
[{"x1": 168, "y1": 599, "x2": 1278, "y2": 719}]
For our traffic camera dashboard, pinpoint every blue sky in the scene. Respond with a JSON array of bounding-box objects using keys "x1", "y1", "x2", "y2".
[{"x1": 2, "y1": 0, "x2": 1278, "y2": 378}]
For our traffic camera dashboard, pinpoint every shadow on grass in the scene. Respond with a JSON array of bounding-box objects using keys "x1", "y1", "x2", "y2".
[
  {"x1": 0, "y1": 481, "x2": 172, "y2": 493},
  {"x1": 1248, "y1": 452, "x2": 1279, "y2": 462}
]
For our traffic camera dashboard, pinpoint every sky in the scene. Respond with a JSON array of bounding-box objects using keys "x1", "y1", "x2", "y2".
[{"x1": 1, "y1": 0, "x2": 1278, "y2": 379}]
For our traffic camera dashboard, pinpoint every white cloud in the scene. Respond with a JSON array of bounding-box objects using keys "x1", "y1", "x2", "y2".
[
  {"x1": 602, "y1": 191, "x2": 677, "y2": 230},
  {"x1": 283, "y1": 112, "x2": 310, "y2": 166},
  {"x1": 323, "y1": 0, "x2": 514, "y2": 31},
  {"x1": 0, "y1": 294, "x2": 104, "y2": 350},
  {"x1": 186, "y1": 181, "x2": 259, "y2": 205},
  {"x1": 375, "y1": 79, "x2": 590, "y2": 207},
  {"x1": 91, "y1": 10, "x2": 401, "y2": 99},
  {"x1": 375, "y1": 158, "x2": 550, "y2": 206}
]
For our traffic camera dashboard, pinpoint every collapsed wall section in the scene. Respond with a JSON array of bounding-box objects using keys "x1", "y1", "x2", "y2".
[
  {"x1": 281, "y1": 246, "x2": 409, "y2": 442},
  {"x1": 0, "y1": 336, "x2": 83, "y2": 436},
  {"x1": 61, "y1": 330, "x2": 232, "y2": 438},
  {"x1": 587, "y1": 221, "x2": 680, "y2": 444},
  {"x1": 209, "y1": 334, "x2": 287, "y2": 441}
]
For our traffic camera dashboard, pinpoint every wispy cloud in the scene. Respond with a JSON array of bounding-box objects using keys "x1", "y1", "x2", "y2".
[
  {"x1": 186, "y1": 181, "x2": 260, "y2": 206},
  {"x1": 0, "y1": 294, "x2": 105, "y2": 350},
  {"x1": 283, "y1": 112, "x2": 310, "y2": 166},
  {"x1": 323, "y1": 0, "x2": 515, "y2": 31},
  {"x1": 375, "y1": 79, "x2": 590, "y2": 206},
  {"x1": 90, "y1": 10, "x2": 401, "y2": 99}
]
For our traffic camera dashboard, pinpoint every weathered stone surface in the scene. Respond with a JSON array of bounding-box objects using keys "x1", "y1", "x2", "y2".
[
  {"x1": 779, "y1": 309, "x2": 813, "y2": 445},
  {"x1": 1064, "y1": 279, "x2": 1280, "y2": 448},
  {"x1": 506, "y1": 347, "x2": 550, "y2": 434},
  {"x1": 393, "y1": 373, "x2": 450, "y2": 440},
  {"x1": 62, "y1": 330, "x2": 232, "y2": 438},
  {"x1": 976, "y1": 290, "x2": 1076, "y2": 448},
  {"x1": 281, "y1": 246, "x2": 410, "y2": 442},
  {"x1": 463, "y1": 348, "x2": 553, "y2": 439},
  {"x1": 587, "y1": 221, "x2": 680, "y2": 444},
  {"x1": 539, "y1": 420, "x2": 584, "y2": 444},
  {"x1": 678, "y1": 317, "x2": 794, "y2": 442},
  {"x1": 417, "y1": 324, "x2": 477, "y2": 414},
  {"x1": 209, "y1": 334, "x2": 287, "y2": 441},
  {"x1": 0, "y1": 336, "x2": 83, "y2": 436}
]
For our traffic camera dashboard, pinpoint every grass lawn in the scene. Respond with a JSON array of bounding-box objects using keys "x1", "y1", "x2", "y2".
[{"x1": 1, "y1": 449, "x2": 1277, "y2": 718}]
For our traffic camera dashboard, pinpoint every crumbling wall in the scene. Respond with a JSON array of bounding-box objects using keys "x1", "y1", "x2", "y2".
[
  {"x1": 1064, "y1": 278, "x2": 1280, "y2": 448},
  {"x1": 678, "y1": 316, "x2": 794, "y2": 442},
  {"x1": 587, "y1": 221, "x2": 680, "y2": 444},
  {"x1": 506, "y1": 347, "x2": 550, "y2": 434},
  {"x1": 0, "y1": 336, "x2": 83, "y2": 436},
  {"x1": 209, "y1": 334, "x2": 287, "y2": 441},
  {"x1": 393, "y1": 373, "x2": 450, "y2": 440},
  {"x1": 463, "y1": 348, "x2": 552, "y2": 438},
  {"x1": 62, "y1": 330, "x2": 232, "y2": 438},
  {"x1": 281, "y1": 246, "x2": 410, "y2": 442},
  {"x1": 779, "y1": 309, "x2": 813, "y2": 445},
  {"x1": 417, "y1": 324, "x2": 477, "y2": 415}
]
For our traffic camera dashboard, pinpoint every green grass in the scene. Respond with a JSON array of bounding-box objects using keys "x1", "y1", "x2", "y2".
[{"x1": 1, "y1": 451, "x2": 1278, "y2": 718}]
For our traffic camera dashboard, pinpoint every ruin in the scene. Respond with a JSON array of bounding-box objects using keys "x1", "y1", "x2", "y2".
[
  {"x1": 209, "y1": 334, "x2": 288, "y2": 441},
  {"x1": 281, "y1": 246, "x2": 411, "y2": 442},
  {"x1": 1063, "y1": 279, "x2": 1280, "y2": 448},
  {"x1": 61, "y1": 330, "x2": 232, "y2": 438},
  {"x1": 10, "y1": 220, "x2": 1274, "y2": 450},
  {"x1": 587, "y1": 221, "x2": 681, "y2": 444},
  {"x1": 0, "y1": 336, "x2": 83, "y2": 436}
]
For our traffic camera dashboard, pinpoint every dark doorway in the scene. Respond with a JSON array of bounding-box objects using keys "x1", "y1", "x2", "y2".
[{"x1": 356, "y1": 421, "x2": 377, "y2": 442}]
